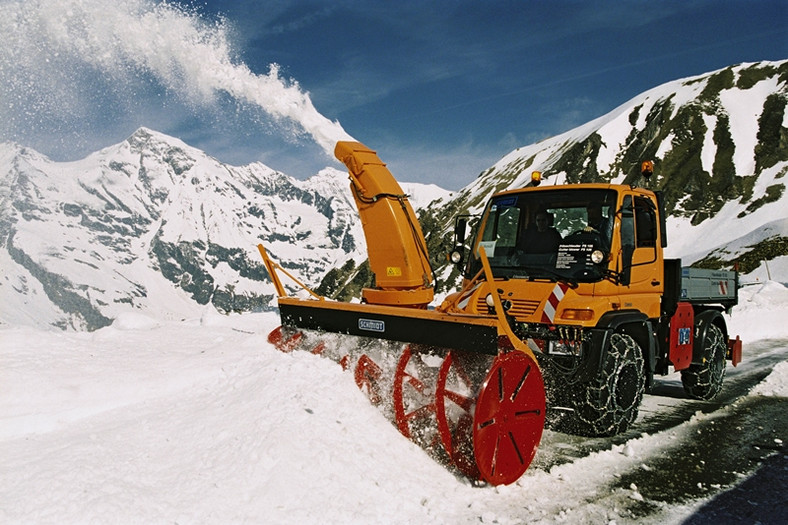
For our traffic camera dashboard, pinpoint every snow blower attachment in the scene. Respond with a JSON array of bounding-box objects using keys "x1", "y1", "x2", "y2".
[{"x1": 259, "y1": 141, "x2": 546, "y2": 485}]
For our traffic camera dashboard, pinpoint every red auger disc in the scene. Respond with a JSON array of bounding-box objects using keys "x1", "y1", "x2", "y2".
[
  {"x1": 354, "y1": 354, "x2": 384, "y2": 406},
  {"x1": 267, "y1": 325, "x2": 303, "y2": 353},
  {"x1": 473, "y1": 351, "x2": 546, "y2": 485},
  {"x1": 435, "y1": 351, "x2": 483, "y2": 479},
  {"x1": 268, "y1": 325, "x2": 327, "y2": 355},
  {"x1": 392, "y1": 345, "x2": 449, "y2": 455}
]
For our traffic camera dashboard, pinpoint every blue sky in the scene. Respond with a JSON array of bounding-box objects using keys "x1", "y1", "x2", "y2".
[
  {"x1": 2, "y1": 1, "x2": 786, "y2": 190},
  {"x1": 190, "y1": 0, "x2": 786, "y2": 189}
]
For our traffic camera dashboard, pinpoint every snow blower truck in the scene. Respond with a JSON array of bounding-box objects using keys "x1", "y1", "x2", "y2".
[{"x1": 258, "y1": 141, "x2": 743, "y2": 486}]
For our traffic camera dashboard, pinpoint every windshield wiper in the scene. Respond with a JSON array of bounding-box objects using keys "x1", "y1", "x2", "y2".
[{"x1": 519, "y1": 266, "x2": 579, "y2": 289}]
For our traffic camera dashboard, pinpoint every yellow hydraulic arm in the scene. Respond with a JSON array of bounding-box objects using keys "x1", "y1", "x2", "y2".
[{"x1": 334, "y1": 141, "x2": 434, "y2": 308}]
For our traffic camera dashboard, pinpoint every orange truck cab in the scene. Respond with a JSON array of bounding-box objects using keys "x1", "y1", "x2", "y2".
[{"x1": 447, "y1": 180, "x2": 742, "y2": 436}]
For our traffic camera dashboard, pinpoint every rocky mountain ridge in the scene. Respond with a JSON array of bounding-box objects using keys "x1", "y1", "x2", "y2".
[
  {"x1": 0, "y1": 128, "x2": 377, "y2": 329},
  {"x1": 403, "y1": 60, "x2": 788, "y2": 295}
]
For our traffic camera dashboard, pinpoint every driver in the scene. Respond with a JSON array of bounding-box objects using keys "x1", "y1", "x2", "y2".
[
  {"x1": 522, "y1": 211, "x2": 562, "y2": 253},
  {"x1": 585, "y1": 204, "x2": 613, "y2": 248}
]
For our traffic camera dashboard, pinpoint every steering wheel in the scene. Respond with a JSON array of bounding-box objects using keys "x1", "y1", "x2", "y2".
[{"x1": 568, "y1": 227, "x2": 598, "y2": 238}]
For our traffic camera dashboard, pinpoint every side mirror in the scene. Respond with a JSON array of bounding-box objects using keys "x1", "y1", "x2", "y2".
[
  {"x1": 454, "y1": 217, "x2": 467, "y2": 245},
  {"x1": 450, "y1": 217, "x2": 468, "y2": 268},
  {"x1": 449, "y1": 217, "x2": 469, "y2": 268}
]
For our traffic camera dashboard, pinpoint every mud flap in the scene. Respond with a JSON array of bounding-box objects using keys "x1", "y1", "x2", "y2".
[
  {"x1": 727, "y1": 336, "x2": 742, "y2": 367},
  {"x1": 668, "y1": 302, "x2": 694, "y2": 371}
]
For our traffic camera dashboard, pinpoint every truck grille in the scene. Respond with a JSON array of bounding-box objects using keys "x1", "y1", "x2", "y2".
[{"x1": 475, "y1": 297, "x2": 541, "y2": 319}]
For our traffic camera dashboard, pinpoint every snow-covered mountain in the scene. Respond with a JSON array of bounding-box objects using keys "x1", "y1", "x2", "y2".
[
  {"x1": 2, "y1": 60, "x2": 786, "y2": 330},
  {"x1": 415, "y1": 60, "x2": 788, "y2": 293},
  {"x1": 0, "y1": 128, "x2": 450, "y2": 330}
]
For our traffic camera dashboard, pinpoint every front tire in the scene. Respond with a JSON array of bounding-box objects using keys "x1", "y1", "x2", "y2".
[
  {"x1": 565, "y1": 332, "x2": 645, "y2": 437},
  {"x1": 681, "y1": 323, "x2": 726, "y2": 400}
]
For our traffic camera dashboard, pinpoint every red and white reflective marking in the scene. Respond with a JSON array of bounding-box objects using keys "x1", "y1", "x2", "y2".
[
  {"x1": 458, "y1": 283, "x2": 482, "y2": 309},
  {"x1": 719, "y1": 280, "x2": 728, "y2": 296},
  {"x1": 541, "y1": 283, "x2": 570, "y2": 324}
]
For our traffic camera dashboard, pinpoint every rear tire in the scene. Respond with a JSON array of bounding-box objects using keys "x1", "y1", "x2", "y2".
[
  {"x1": 681, "y1": 323, "x2": 726, "y2": 400},
  {"x1": 564, "y1": 332, "x2": 645, "y2": 437}
]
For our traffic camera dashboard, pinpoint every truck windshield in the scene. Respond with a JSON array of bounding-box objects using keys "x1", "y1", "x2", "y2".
[{"x1": 468, "y1": 188, "x2": 617, "y2": 283}]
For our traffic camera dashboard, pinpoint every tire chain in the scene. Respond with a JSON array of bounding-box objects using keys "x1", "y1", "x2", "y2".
[
  {"x1": 572, "y1": 332, "x2": 646, "y2": 436},
  {"x1": 681, "y1": 324, "x2": 726, "y2": 400}
]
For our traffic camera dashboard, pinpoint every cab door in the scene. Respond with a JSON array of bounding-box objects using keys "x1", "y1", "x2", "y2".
[{"x1": 620, "y1": 194, "x2": 663, "y2": 312}]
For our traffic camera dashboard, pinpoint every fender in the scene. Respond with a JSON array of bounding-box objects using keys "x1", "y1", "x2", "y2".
[
  {"x1": 576, "y1": 310, "x2": 655, "y2": 386},
  {"x1": 691, "y1": 307, "x2": 727, "y2": 365}
]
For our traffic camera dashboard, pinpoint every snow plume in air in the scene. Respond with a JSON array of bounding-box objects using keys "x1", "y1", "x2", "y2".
[{"x1": 0, "y1": 0, "x2": 352, "y2": 158}]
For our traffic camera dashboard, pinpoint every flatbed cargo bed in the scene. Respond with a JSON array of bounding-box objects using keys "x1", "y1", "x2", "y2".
[{"x1": 681, "y1": 267, "x2": 738, "y2": 306}]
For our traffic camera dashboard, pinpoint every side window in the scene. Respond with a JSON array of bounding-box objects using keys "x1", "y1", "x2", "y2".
[
  {"x1": 634, "y1": 197, "x2": 657, "y2": 247},
  {"x1": 621, "y1": 195, "x2": 634, "y2": 249}
]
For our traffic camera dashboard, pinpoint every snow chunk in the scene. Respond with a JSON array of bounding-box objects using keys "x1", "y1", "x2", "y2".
[{"x1": 112, "y1": 311, "x2": 160, "y2": 330}]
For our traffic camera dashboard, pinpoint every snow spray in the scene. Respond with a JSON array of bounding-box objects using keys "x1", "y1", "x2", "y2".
[{"x1": 0, "y1": 0, "x2": 353, "y2": 156}]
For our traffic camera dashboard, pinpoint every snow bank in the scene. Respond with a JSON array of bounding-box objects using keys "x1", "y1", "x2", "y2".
[
  {"x1": 0, "y1": 314, "x2": 483, "y2": 524},
  {"x1": 726, "y1": 280, "x2": 788, "y2": 342},
  {"x1": 750, "y1": 360, "x2": 788, "y2": 397}
]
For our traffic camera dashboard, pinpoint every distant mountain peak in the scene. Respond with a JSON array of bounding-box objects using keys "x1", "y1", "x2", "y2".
[{"x1": 0, "y1": 130, "x2": 446, "y2": 330}]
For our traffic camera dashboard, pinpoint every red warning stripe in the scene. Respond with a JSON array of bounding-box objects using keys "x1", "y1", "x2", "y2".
[{"x1": 541, "y1": 283, "x2": 569, "y2": 324}]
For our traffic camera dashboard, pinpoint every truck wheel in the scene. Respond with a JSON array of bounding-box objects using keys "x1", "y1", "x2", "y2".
[
  {"x1": 566, "y1": 333, "x2": 645, "y2": 437},
  {"x1": 681, "y1": 324, "x2": 726, "y2": 400}
]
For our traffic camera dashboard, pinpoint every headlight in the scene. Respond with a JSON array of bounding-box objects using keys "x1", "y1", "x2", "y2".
[
  {"x1": 485, "y1": 293, "x2": 495, "y2": 308},
  {"x1": 591, "y1": 249, "x2": 605, "y2": 264},
  {"x1": 450, "y1": 250, "x2": 463, "y2": 264}
]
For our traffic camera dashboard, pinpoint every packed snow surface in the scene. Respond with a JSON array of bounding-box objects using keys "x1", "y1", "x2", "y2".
[{"x1": 2, "y1": 282, "x2": 786, "y2": 524}]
